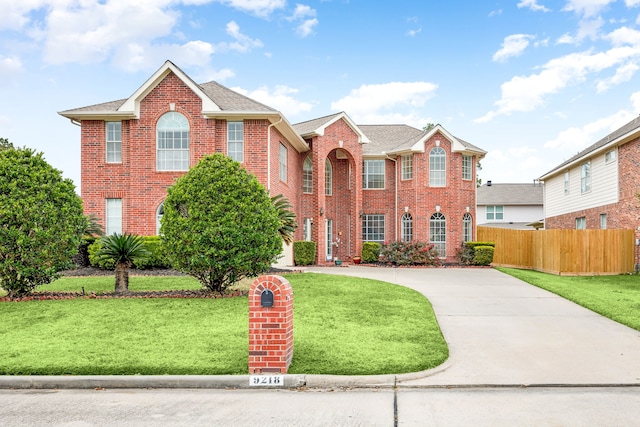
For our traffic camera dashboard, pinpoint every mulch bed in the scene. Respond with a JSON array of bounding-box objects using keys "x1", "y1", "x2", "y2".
[{"x1": 1, "y1": 289, "x2": 246, "y2": 302}]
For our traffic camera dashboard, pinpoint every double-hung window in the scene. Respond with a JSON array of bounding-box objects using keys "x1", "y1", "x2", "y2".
[
  {"x1": 564, "y1": 171, "x2": 570, "y2": 195},
  {"x1": 106, "y1": 121, "x2": 122, "y2": 163},
  {"x1": 157, "y1": 112, "x2": 189, "y2": 171},
  {"x1": 462, "y1": 155, "x2": 472, "y2": 180},
  {"x1": 580, "y1": 162, "x2": 591, "y2": 193},
  {"x1": 302, "y1": 155, "x2": 313, "y2": 193},
  {"x1": 401, "y1": 154, "x2": 413, "y2": 180},
  {"x1": 279, "y1": 143, "x2": 287, "y2": 182},
  {"x1": 362, "y1": 214, "x2": 385, "y2": 243},
  {"x1": 228, "y1": 121, "x2": 244, "y2": 163},
  {"x1": 429, "y1": 147, "x2": 446, "y2": 187},
  {"x1": 363, "y1": 160, "x2": 385, "y2": 189}
]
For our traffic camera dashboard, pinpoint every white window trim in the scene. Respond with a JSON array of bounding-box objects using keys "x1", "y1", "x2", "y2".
[
  {"x1": 227, "y1": 121, "x2": 244, "y2": 163},
  {"x1": 279, "y1": 143, "x2": 287, "y2": 183},
  {"x1": 157, "y1": 112, "x2": 189, "y2": 171},
  {"x1": 106, "y1": 198, "x2": 122, "y2": 235},
  {"x1": 363, "y1": 159, "x2": 385, "y2": 190},
  {"x1": 401, "y1": 154, "x2": 413, "y2": 180},
  {"x1": 429, "y1": 147, "x2": 446, "y2": 187},
  {"x1": 325, "y1": 159, "x2": 333, "y2": 195},
  {"x1": 106, "y1": 121, "x2": 122, "y2": 163},
  {"x1": 462, "y1": 155, "x2": 472, "y2": 181}
]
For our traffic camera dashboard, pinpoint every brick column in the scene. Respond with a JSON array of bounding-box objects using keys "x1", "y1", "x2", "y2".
[{"x1": 248, "y1": 275, "x2": 294, "y2": 374}]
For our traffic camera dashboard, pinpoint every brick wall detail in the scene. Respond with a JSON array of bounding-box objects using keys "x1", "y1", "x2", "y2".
[{"x1": 248, "y1": 275, "x2": 294, "y2": 374}]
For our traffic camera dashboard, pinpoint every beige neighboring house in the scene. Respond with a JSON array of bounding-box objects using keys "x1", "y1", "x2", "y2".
[{"x1": 477, "y1": 182, "x2": 544, "y2": 229}]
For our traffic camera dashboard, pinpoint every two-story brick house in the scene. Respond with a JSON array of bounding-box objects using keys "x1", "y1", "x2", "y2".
[{"x1": 59, "y1": 61, "x2": 486, "y2": 264}]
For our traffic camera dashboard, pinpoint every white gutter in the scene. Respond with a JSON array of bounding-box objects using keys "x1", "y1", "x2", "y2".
[{"x1": 267, "y1": 117, "x2": 283, "y2": 192}]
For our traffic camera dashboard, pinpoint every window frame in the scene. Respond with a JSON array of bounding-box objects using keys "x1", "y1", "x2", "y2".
[
  {"x1": 429, "y1": 147, "x2": 446, "y2": 187},
  {"x1": 576, "y1": 216, "x2": 586, "y2": 230},
  {"x1": 580, "y1": 161, "x2": 591, "y2": 193},
  {"x1": 401, "y1": 212, "x2": 413, "y2": 242},
  {"x1": 486, "y1": 205, "x2": 504, "y2": 221},
  {"x1": 600, "y1": 213, "x2": 607, "y2": 229},
  {"x1": 430, "y1": 212, "x2": 446, "y2": 257},
  {"x1": 605, "y1": 149, "x2": 617, "y2": 164},
  {"x1": 106, "y1": 121, "x2": 122, "y2": 163},
  {"x1": 227, "y1": 121, "x2": 244, "y2": 163},
  {"x1": 156, "y1": 112, "x2": 190, "y2": 171},
  {"x1": 463, "y1": 212, "x2": 472, "y2": 242},
  {"x1": 279, "y1": 142, "x2": 287, "y2": 183},
  {"x1": 362, "y1": 214, "x2": 385, "y2": 243},
  {"x1": 106, "y1": 198, "x2": 122, "y2": 236},
  {"x1": 564, "y1": 171, "x2": 570, "y2": 195},
  {"x1": 363, "y1": 159, "x2": 385, "y2": 189},
  {"x1": 401, "y1": 154, "x2": 413, "y2": 180},
  {"x1": 325, "y1": 158, "x2": 333, "y2": 196},
  {"x1": 462, "y1": 155, "x2": 472, "y2": 180},
  {"x1": 302, "y1": 155, "x2": 313, "y2": 194}
]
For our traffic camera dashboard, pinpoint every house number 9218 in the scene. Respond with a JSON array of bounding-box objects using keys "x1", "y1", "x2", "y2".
[{"x1": 249, "y1": 375, "x2": 284, "y2": 386}]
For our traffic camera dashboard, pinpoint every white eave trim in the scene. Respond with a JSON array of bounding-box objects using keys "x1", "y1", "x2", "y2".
[
  {"x1": 405, "y1": 124, "x2": 487, "y2": 157},
  {"x1": 304, "y1": 112, "x2": 371, "y2": 144},
  {"x1": 118, "y1": 60, "x2": 220, "y2": 118}
]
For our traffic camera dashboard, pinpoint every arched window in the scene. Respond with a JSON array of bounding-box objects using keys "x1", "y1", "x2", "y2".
[
  {"x1": 401, "y1": 213, "x2": 413, "y2": 242},
  {"x1": 156, "y1": 203, "x2": 164, "y2": 235},
  {"x1": 462, "y1": 213, "x2": 472, "y2": 243},
  {"x1": 429, "y1": 147, "x2": 446, "y2": 187},
  {"x1": 430, "y1": 212, "x2": 446, "y2": 257},
  {"x1": 325, "y1": 158, "x2": 333, "y2": 196},
  {"x1": 303, "y1": 155, "x2": 313, "y2": 194},
  {"x1": 157, "y1": 112, "x2": 189, "y2": 171}
]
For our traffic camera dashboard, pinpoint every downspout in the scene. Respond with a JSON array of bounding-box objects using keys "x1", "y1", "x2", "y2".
[
  {"x1": 266, "y1": 117, "x2": 283, "y2": 192},
  {"x1": 70, "y1": 119, "x2": 81, "y2": 127},
  {"x1": 385, "y1": 153, "x2": 398, "y2": 241}
]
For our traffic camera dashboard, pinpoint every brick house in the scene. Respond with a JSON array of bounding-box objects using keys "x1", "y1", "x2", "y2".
[
  {"x1": 539, "y1": 116, "x2": 640, "y2": 266},
  {"x1": 59, "y1": 61, "x2": 486, "y2": 264}
]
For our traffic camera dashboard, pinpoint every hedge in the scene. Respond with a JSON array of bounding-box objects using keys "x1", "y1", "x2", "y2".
[
  {"x1": 362, "y1": 242, "x2": 381, "y2": 263},
  {"x1": 473, "y1": 245, "x2": 495, "y2": 266},
  {"x1": 293, "y1": 241, "x2": 316, "y2": 266},
  {"x1": 89, "y1": 236, "x2": 170, "y2": 270}
]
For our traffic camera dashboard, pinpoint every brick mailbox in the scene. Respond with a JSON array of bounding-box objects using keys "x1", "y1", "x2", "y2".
[{"x1": 248, "y1": 275, "x2": 294, "y2": 374}]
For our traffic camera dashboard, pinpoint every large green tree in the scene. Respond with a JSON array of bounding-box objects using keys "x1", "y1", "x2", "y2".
[
  {"x1": 161, "y1": 154, "x2": 282, "y2": 292},
  {"x1": 0, "y1": 137, "x2": 14, "y2": 151},
  {"x1": 0, "y1": 148, "x2": 86, "y2": 297}
]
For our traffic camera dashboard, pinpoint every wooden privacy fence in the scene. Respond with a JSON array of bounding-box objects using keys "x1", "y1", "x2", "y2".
[{"x1": 477, "y1": 227, "x2": 635, "y2": 275}]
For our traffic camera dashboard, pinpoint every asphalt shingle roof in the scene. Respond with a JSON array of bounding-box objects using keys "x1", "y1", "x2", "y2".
[
  {"x1": 358, "y1": 124, "x2": 424, "y2": 155},
  {"x1": 477, "y1": 183, "x2": 544, "y2": 205}
]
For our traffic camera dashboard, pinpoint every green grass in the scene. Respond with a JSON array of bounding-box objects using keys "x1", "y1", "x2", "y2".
[
  {"x1": 0, "y1": 273, "x2": 447, "y2": 376},
  {"x1": 498, "y1": 267, "x2": 640, "y2": 331}
]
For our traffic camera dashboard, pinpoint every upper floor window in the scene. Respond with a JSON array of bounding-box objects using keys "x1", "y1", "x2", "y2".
[
  {"x1": 462, "y1": 213, "x2": 472, "y2": 242},
  {"x1": 429, "y1": 147, "x2": 446, "y2": 187},
  {"x1": 106, "y1": 121, "x2": 122, "y2": 163},
  {"x1": 462, "y1": 155, "x2": 472, "y2": 180},
  {"x1": 363, "y1": 159, "x2": 385, "y2": 189},
  {"x1": 576, "y1": 216, "x2": 586, "y2": 230},
  {"x1": 486, "y1": 205, "x2": 503, "y2": 221},
  {"x1": 401, "y1": 213, "x2": 413, "y2": 242},
  {"x1": 325, "y1": 159, "x2": 333, "y2": 195},
  {"x1": 302, "y1": 155, "x2": 313, "y2": 194},
  {"x1": 228, "y1": 121, "x2": 244, "y2": 163},
  {"x1": 157, "y1": 112, "x2": 189, "y2": 171},
  {"x1": 279, "y1": 143, "x2": 287, "y2": 182},
  {"x1": 362, "y1": 214, "x2": 385, "y2": 243},
  {"x1": 106, "y1": 198, "x2": 122, "y2": 235},
  {"x1": 564, "y1": 171, "x2": 570, "y2": 195},
  {"x1": 430, "y1": 212, "x2": 446, "y2": 257},
  {"x1": 580, "y1": 161, "x2": 591, "y2": 193},
  {"x1": 401, "y1": 154, "x2": 413, "y2": 180},
  {"x1": 605, "y1": 150, "x2": 617, "y2": 163}
]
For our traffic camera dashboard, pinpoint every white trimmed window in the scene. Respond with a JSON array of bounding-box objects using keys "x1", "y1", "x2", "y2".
[
  {"x1": 156, "y1": 203, "x2": 164, "y2": 235},
  {"x1": 157, "y1": 112, "x2": 189, "y2": 171},
  {"x1": 302, "y1": 155, "x2": 313, "y2": 193},
  {"x1": 581, "y1": 161, "x2": 591, "y2": 193},
  {"x1": 430, "y1": 212, "x2": 446, "y2": 257},
  {"x1": 303, "y1": 218, "x2": 312, "y2": 241},
  {"x1": 401, "y1": 154, "x2": 413, "y2": 180},
  {"x1": 600, "y1": 214, "x2": 607, "y2": 229},
  {"x1": 106, "y1": 121, "x2": 122, "y2": 163},
  {"x1": 605, "y1": 150, "x2": 617, "y2": 163},
  {"x1": 463, "y1": 213, "x2": 472, "y2": 242},
  {"x1": 429, "y1": 147, "x2": 446, "y2": 187},
  {"x1": 486, "y1": 206, "x2": 503, "y2": 221},
  {"x1": 401, "y1": 213, "x2": 413, "y2": 242},
  {"x1": 363, "y1": 159, "x2": 385, "y2": 189},
  {"x1": 564, "y1": 171, "x2": 570, "y2": 195},
  {"x1": 228, "y1": 121, "x2": 244, "y2": 163},
  {"x1": 462, "y1": 155, "x2": 472, "y2": 180},
  {"x1": 325, "y1": 159, "x2": 333, "y2": 195},
  {"x1": 576, "y1": 217, "x2": 586, "y2": 230},
  {"x1": 362, "y1": 214, "x2": 385, "y2": 243},
  {"x1": 106, "y1": 198, "x2": 122, "y2": 235},
  {"x1": 279, "y1": 143, "x2": 287, "y2": 182}
]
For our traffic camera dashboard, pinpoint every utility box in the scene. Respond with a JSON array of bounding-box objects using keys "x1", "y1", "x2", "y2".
[{"x1": 248, "y1": 275, "x2": 294, "y2": 374}]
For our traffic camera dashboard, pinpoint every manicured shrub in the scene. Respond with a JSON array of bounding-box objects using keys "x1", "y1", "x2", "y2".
[
  {"x1": 0, "y1": 148, "x2": 87, "y2": 297},
  {"x1": 362, "y1": 242, "x2": 381, "y2": 263},
  {"x1": 455, "y1": 242, "x2": 475, "y2": 266},
  {"x1": 293, "y1": 241, "x2": 316, "y2": 266},
  {"x1": 474, "y1": 246, "x2": 495, "y2": 266},
  {"x1": 466, "y1": 241, "x2": 495, "y2": 250},
  {"x1": 379, "y1": 241, "x2": 440, "y2": 266},
  {"x1": 161, "y1": 154, "x2": 282, "y2": 293},
  {"x1": 88, "y1": 239, "x2": 114, "y2": 270},
  {"x1": 133, "y1": 236, "x2": 170, "y2": 269}
]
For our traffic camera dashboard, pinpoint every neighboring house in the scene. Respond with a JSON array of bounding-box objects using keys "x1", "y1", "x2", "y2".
[
  {"x1": 477, "y1": 182, "x2": 544, "y2": 230},
  {"x1": 539, "y1": 115, "x2": 640, "y2": 266},
  {"x1": 59, "y1": 61, "x2": 487, "y2": 264}
]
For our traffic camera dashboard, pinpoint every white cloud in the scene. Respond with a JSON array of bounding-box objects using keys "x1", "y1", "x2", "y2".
[
  {"x1": 296, "y1": 18, "x2": 318, "y2": 37},
  {"x1": 489, "y1": 9, "x2": 503, "y2": 17},
  {"x1": 517, "y1": 0, "x2": 550, "y2": 12},
  {"x1": 287, "y1": 4, "x2": 318, "y2": 37},
  {"x1": 0, "y1": 0, "x2": 49, "y2": 31},
  {"x1": 213, "y1": 0, "x2": 286, "y2": 17},
  {"x1": 221, "y1": 21, "x2": 264, "y2": 52},
  {"x1": 232, "y1": 85, "x2": 314, "y2": 117},
  {"x1": 492, "y1": 34, "x2": 535, "y2": 62},
  {"x1": 562, "y1": 0, "x2": 615, "y2": 18},
  {"x1": 596, "y1": 62, "x2": 639, "y2": 92},
  {"x1": 331, "y1": 82, "x2": 438, "y2": 126},
  {"x1": 407, "y1": 28, "x2": 422, "y2": 37},
  {"x1": 627, "y1": 0, "x2": 640, "y2": 5},
  {"x1": 0, "y1": 55, "x2": 24, "y2": 84}
]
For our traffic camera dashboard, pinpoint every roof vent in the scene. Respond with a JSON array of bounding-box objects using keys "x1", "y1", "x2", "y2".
[{"x1": 487, "y1": 180, "x2": 492, "y2": 186}]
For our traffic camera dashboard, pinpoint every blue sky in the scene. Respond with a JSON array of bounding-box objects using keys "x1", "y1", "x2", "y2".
[{"x1": 2, "y1": 0, "x2": 640, "y2": 189}]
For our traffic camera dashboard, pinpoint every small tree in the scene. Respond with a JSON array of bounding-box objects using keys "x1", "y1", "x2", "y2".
[
  {"x1": 0, "y1": 137, "x2": 14, "y2": 152},
  {"x1": 0, "y1": 148, "x2": 86, "y2": 297},
  {"x1": 161, "y1": 154, "x2": 282, "y2": 292},
  {"x1": 271, "y1": 194, "x2": 297, "y2": 245},
  {"x1": 96, "y1": 233, "x2": 149, "y2": 293}
]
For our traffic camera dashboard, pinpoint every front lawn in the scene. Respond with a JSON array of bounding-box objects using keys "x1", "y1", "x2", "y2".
[
  {"x1": 498, "y1": 267, "x2": 640, "y2": 331},
  {"x1": 0, "y1": 273, "x2": 448, "y2": 375}
]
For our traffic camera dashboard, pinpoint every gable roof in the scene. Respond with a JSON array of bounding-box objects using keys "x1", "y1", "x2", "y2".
[
  {"x1": 540, "y1": 115, "x2": 640, "y2": 180},
  {"x1": 59, "y1": 60, "x2": 307, "y2": 152},
  {"x1": 477, "y1": 183, "x2": 544, "y2": 205},
  {"x1": 358, "y1": 124, "x2": 424, "y2": 155},
  {"x1": 292, "y1": 112, "x2": 370, "y2": 144}
]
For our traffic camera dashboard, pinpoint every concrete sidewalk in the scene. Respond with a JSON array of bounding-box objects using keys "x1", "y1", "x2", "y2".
[{"x1": 2, "y1": 267, "x2": 640, "y2": 390}]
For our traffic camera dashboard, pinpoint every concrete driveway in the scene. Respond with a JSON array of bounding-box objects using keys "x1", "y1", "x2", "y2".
[{"x1": 304, "y1": 266, "x2": 640, "y2": 386}]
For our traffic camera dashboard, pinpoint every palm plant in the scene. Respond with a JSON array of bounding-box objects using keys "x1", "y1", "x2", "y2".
[
  {"x1": 97, "y1": 233, "x2": 150, "y2": 293},
  {"x1": 84, "y1": 213, "x2": 105, "y2": 237},
  {"x1": 271, "y1": 194, "x2": 297, "y2": 245}
]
